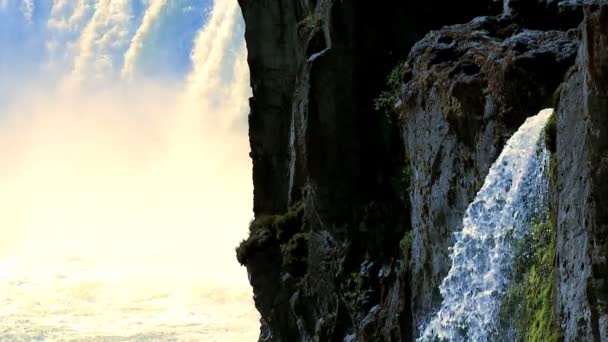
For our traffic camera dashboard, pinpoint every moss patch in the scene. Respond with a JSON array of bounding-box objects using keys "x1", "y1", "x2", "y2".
[
  {"x1": 399, "y1": 230, "x2": 413, "y2": 269},
  {"x1": 373, "y1": 62, "x2": 406, "y2": 108},
  {"x1": 549, "y1": 152, "x2": 558, "y2": 192},
  {"x1": 374, "y1": 62, "x2": 406, "y2": 145},
  {"x1": 497, "y1": 220, "x2": 561, "y2": 341},
  {"x1": 299, "y1": 14, "x2": 320, "y2": 29},
  {"x1": 545, "y1": 111, "x2": 557, "y2": 153},
  {"x1": 236, "y1": 201, "x2": 305, "y2": 265},
  {"x1": 391, "y1": 150, "x2": 412, "y2": 204},
  {"x1": 281, "y1": 232, "x2": 310, "y2": 277},
  {"x1": 552, "y1": 82, "x2": 564, "y2": 113}
]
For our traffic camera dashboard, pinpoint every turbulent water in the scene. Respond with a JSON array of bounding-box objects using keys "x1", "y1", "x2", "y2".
[
  {"x1": 0, "y1": 256, "x2": 258, "y2": 341},
  {"x1": 419, "y1": 109, "x2": 553, "y2": 341},
  {"x1": 0, "y1": 0, "x2": 258, "y2": 340}
]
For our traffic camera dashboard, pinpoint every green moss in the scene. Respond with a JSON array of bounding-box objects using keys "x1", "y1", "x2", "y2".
[
  {"x1": 236, "y1": 219, "x2": 274, "y2": 265},
  {"x1": 549, "y1": 153, "x2": 558, "y2": 191},
  {"x1": 545, "y1": 111, "x2": 557, "y2": 153},
  {"x1": 552, "y1": 82, "x2": 564, "y2": 113},
  {"x1": 349, "y1": 272, "x2": 362, "y2": 287},
  {"x1": 281, "y1": 232, "x2": 309, "y2": 277},
  {"x1": 400, "y1": 230, "x2": 414, "y2": 268},
  {"x1": 274, "y1": 201, "x2": 305, "y2": 240},
  {"x1": 498, "y1": 220, "x2": 561, "y2": 341},
  {"x1": 374, "y1": 62, "x2": 406, "y2": 145},
  {"x1": 374, "y1": 61, "x2": 412, "y2": 207},
  {"x1": 236, "y1": 201, "x2": 304, "y2": 265},
  {"x1": 391, "y1": 150, "x2": 412, "y2": 204},
  {"x1": 374, "y1": 62, "x2": 405, "y2": 112},
  {"x1": 299, "y1": 14, "x2": 320, "y2": 29}
]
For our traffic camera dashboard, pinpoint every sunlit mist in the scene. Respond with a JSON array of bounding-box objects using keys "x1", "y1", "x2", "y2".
[{"x1": 0, "y1": 0, "x2": 258, "y2": 340}]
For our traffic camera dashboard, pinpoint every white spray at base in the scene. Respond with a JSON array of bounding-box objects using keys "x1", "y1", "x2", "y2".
[{"x1": 418, "y1": 109, "x2": 553, "y2": 341}]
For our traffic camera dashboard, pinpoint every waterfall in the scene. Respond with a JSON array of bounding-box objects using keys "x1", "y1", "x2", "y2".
[
  {"x1": 0, "y1": 1, "x2": 258, "y2": 340},
  {"x1": 504, "y1": 0, "x2": 510, "y2": 15},
  {"x1": 418, "y1": 109, "x2": 553, "y2": 341}
]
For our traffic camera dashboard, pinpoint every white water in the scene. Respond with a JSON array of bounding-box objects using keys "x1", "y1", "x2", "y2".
[
  {"x1": 0, "y1": 0, "x2": 258, "y2": 340},
  {"x1": 418, "y1": 109, "x2": 553, "y2": 341}
]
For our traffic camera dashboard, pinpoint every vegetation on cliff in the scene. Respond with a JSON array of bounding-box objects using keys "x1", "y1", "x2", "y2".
[
  {"x1": 374, "y1": 61, "x2": 407, "y2": 156},
  {"x1": 498, "y1": 216, "x2": 561, "y2": 341},
  {"x1": 236, "y1": 200, "x2": 305, "y2": 267},
  {"x1": 238, "y1": 0, "x2": 604, "y2": 340},
  {"x1": 544, "y1": 111, "x2": 557, "y2": 154}
]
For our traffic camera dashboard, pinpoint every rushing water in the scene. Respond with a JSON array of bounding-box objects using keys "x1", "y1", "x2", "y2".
[
  {"x1": 418, "y1": 109, "x2": 553, "y2": 341},
  {"x1": 0, "y1": 0, "x2": 258, "y2": 340}
]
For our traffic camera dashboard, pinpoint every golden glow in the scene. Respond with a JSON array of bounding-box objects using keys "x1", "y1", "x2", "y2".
[
  {"x1": 0, "y1": 1, "x2": 258, "y2": 339},
  {"x1": 0, "y1": 50, "x2": 258, "y2": 342},
  {"x1": 0, "y1": 78, "x2": 253, "y2": 275}
]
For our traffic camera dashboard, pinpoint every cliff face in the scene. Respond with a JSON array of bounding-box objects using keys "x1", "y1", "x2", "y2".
[
  {"x1": 400, "y1": 17, "x2": 577, "y2": 332},
  {"x1": 238, "y1": 1, "x2": 500, "y2": 340},
  {"x1": 556, "y1": 4, "x2": 608, "y2": 340},
  {"x1": 236, "y1": 0, "x2": 606, "y2": 341}
]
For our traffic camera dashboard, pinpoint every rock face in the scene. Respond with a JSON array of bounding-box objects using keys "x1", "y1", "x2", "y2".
[
  {"x1": 238, "y1": 1, "x2": 502, "y2": 340},
  {"x1": 400, "y1": 17, "x2": 577, "y2": 333},
  {"x1": 505, "y1": 0, "x2": 583, "y2": 29},
  {"x1": 236, "y1": 0, "x2": 606, "y2": 340},
  {"x1": 556, "y1": 3, "x2": 608, "y2": 340}
]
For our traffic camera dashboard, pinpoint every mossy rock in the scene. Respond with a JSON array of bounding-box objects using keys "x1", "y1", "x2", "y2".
[
  {"x1": 236, "y1": 201, "x2": 305, "y2": 265},
  {"x1": 236, "y1": 220, "x2": 275, "y2": 265},
  {"x1": 497, "y1": 220, "x2": 562, "y2": 341},
  {"x1": 400, "y1": 230, "x2": 414, "y2": 268},
  {"x1": 545, "y1": 111, "x2": 557, "y2": 153},
  {"x1": 374, "y1": 62, "x2": 407, "y2": 145},
  {"x1": 281, "y1": 232, "x2": 309, "y2": 277}
]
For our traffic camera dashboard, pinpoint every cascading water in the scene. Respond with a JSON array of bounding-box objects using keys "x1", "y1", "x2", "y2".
[
  {"x1": 503, "y1": 0, "x2": 510, "y2": 15},
  {"x1": 418, "y1": 109, "x2": 553, "y2": 341},
  {"x1": 0, "y1": 0, "x2": 257, "y2": 340}
]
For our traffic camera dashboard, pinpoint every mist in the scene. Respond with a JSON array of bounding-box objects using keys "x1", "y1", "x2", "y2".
[
  {"x1": 0, "y1": 0, "x2": 258, "y2": 340},
  {"x1": 0, "y1": 78, "x2": 252, "y2": 283}
]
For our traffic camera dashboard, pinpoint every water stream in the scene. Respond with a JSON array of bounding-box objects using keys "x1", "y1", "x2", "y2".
[{"x1": 418, "y1": 109, "x2": 553, "y2": 341}]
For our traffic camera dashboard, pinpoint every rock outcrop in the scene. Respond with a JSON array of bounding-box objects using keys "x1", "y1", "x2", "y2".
[
  {"x1": 556, "y1": 3, "x2": 608, "y2": 340},
  {"x1": 236, "y1": 0, "x2": 607, "y2": 340},
  {"x1": 400, "y1": 17, "x2": 577, "y2": 333}
]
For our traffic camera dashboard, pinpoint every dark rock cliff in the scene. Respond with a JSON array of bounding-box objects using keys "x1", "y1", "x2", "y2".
[
  {"x1": 236, "y1": 0, "x2": 606, "y2": 341},
  {"x1": 556, "y1": 3, "x2": 608, "y2": 340}
]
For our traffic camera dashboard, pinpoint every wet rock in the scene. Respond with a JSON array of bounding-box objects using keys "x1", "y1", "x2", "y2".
[
  {"x1": 237, "y1": 0, "x2": 588, "y2": 340},
  {"x1": 400, "y1": 17, "x2": 577, "y2": 333},
  {"x1": 238, "y1": 0, "x2": 505, "y2": 340},
  {"x1": 556, "y1": 3, "x2": 608, "y2": 340}
]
